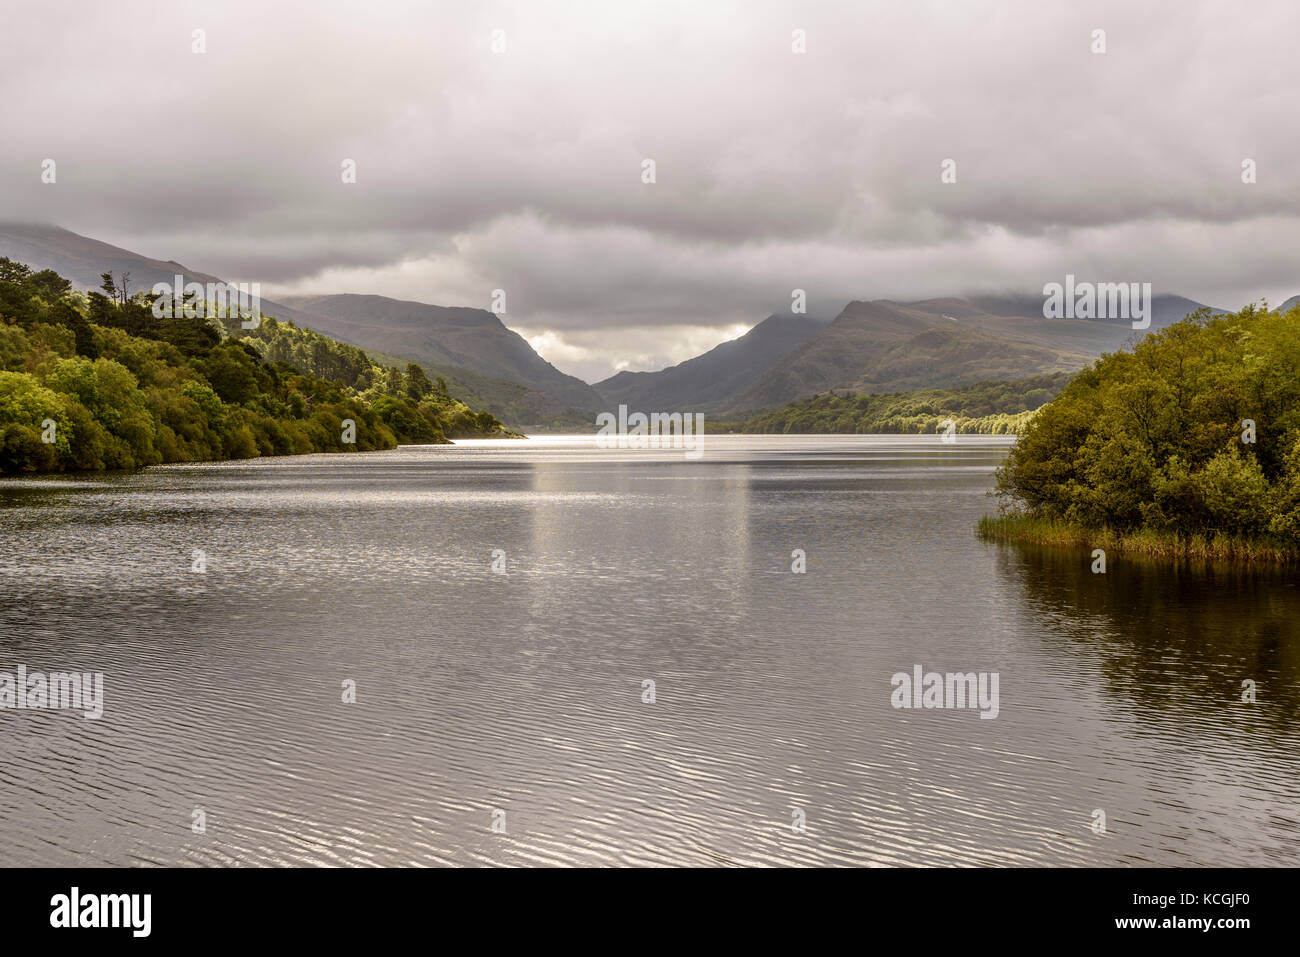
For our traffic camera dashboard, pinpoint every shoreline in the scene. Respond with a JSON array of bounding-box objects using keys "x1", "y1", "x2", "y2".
[
  {"x1": 0, "y1": 435, "x2": 530, "y2": 480},
  {"x1": 977, "y1": 514, "x2": 1300, "y2": 567}
]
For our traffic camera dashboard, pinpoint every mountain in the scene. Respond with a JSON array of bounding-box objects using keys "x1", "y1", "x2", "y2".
[
  {"x1": 717, "y1": 294, "x2": 1226, "y2": 414},
  {"x1": 593, "y1": 314, "x2": 822, "y2": 412},
  {"x1": 0, "y1": 223, "x2": 601, "y2": 427},
  {"x1": 1275, "y1": 295, "x2": 1300, "y2": 313},
  {"x1": 0, "y1": 222, "x2": 372, "y2": 341},
  {"x1": 845, "y1": 324, "x2": 1081, "y2": 393},
  {"x1": 0, "y1": 221, "x2": 233, "y2": 300},
  {"x1": 724, "y1": 299, "x2": 1088, "y2": 411},
  {"x1": 277, "y1": 294, "x2": 604, "y2": 414},
  {"x1": 969, "y1": 293, "x2": 1226, "y2": 333},
  {"x1": 721, "y1": 301, "x2": 935, "y2": 410}
]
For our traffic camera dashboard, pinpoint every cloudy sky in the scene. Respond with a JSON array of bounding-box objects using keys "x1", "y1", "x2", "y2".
[{"x1": 2, "y1": 0, "x2": 1297, "y2": 381}]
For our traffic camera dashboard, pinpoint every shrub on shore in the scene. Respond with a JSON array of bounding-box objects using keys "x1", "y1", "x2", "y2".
[{"x1": 987, "y1": 302, "x2": 1300, "y2": 563}]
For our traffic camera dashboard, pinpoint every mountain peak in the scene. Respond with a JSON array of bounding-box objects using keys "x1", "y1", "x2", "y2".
[
  {"x1": 593, "y1": 313, "x2": 822, "y2": 412},
  {"x1": 275, "y1": 292, "x2": 603, "y2": 413}
]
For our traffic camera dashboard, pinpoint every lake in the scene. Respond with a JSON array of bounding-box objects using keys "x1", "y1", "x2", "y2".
[{"x1": 1, "y1": 434, "x2": 1296, "y2": 866}]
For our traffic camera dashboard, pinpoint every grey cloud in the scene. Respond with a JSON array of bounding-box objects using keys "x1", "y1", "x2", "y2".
[{"x1": 1, "y1": 0, "x2": 1297, "y2": 380}]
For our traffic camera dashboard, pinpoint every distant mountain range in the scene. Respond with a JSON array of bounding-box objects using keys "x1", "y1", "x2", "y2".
[
  {"x1": 2, "y1": 222, "x2": 1287, "y2": 429},
  {"x1": 596, "y1": 294, "x2": 1231, "y2": 415}
]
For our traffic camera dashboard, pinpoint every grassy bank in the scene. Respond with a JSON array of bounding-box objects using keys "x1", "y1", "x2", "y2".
[{"x1": 977, "y1": 513, "x2": 1300, "y2": 566}]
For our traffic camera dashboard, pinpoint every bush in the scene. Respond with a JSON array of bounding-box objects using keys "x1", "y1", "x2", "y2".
[{"x1": 995, "y1": 302, "x2": 1300, "y2": 547}]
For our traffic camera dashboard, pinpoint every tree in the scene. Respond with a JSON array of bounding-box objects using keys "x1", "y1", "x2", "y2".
[
  {"x1": 25, "y1": 269, "x2": 72, "y2": 300},
  {"x1": 995, "y1": 303, "x2": 1300, "y2": 544},
  {"x1": 405, "y1": 363, "x2": 434, "y2": 401},
  {"x1": 98, "y1": 271, "x2": 130, "y2": 307},
  {"x1": 48, "y1": 300, "x2": 99, "y2": 358},
  {"x1": 0, "y1": 258, "x2": 32, "y2": 284}
]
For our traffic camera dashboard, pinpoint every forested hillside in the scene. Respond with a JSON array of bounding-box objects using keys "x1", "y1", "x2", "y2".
[
  {"x1": 741, "y1": 373, "x2": 1070, "y2": 435},
  {"x1": 0, "y1": 260, "x2": 513, "y2": 473}
]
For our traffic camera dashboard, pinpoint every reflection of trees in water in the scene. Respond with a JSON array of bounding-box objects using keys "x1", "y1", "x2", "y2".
[{"x1": 992, "y1": 542, "x2": 1300, "y2": 734}]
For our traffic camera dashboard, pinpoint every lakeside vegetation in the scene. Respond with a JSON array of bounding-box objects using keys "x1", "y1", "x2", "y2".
[
  {"x1": 359, "y1": 350, "x2": 595, "y2": 433},
  {"x1": 984, "y1": 303, "x2": 1300, "y2": 564},
  {"x1": 739, "y1": 373, "x2": 1070, "y2": 435},
  {"x1": 977, "y1": 515, "x2": 1300, "y2": 566},
  {"x1": 0, "y1": 260, "x2": 514, "y2": 474}
]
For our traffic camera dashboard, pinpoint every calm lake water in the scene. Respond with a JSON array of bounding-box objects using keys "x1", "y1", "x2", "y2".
[{"x1": 1, "y1": 434, "x2": 1297, "y2": 866}]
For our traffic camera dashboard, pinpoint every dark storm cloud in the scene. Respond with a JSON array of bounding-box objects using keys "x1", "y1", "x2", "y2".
[{"x1": 1, "y1": 0, "x2": 1297, "y2": 380}]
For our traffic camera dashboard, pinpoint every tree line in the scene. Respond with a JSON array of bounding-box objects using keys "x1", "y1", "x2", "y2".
[
  {"x1": 740, "y1": 373, "x2": 1070, "y2": 435},
  {"x1": 0, "y1": 259, "x2": 512, "y2": 473}
]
